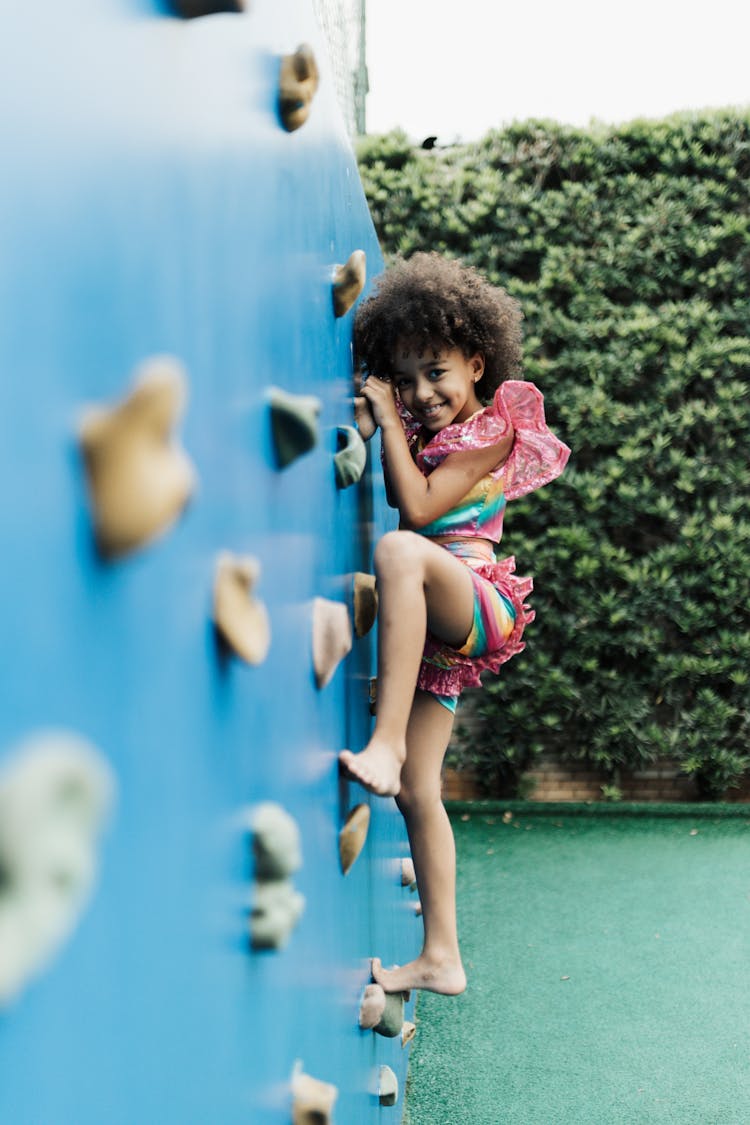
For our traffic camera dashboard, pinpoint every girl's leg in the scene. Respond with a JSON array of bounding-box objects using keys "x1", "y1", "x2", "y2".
[
  {"x1": 372, "y1": 690, "x2": 466, "y2": 995},
  {"x1": 339, "y1": 530, "x2": 475, "y2": 796}
]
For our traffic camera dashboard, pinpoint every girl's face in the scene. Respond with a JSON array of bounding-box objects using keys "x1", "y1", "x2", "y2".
[{"x1": 390, "y1": 345, "x2": 485, "y2": 433}]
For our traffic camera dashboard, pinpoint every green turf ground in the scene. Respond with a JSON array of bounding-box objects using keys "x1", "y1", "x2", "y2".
[{"x1": 404, "y1": 803, "x2": 750, "y2": 1125}]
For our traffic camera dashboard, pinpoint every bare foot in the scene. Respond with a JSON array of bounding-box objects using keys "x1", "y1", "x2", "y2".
[
  {"x1": 371, "y1": 954, "x2": 467, "y2": 996},
  {"x1": 339, "y1": 740, "x2": 404, "y2": 797}
]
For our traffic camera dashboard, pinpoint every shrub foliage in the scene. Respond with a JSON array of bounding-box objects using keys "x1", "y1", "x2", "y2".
[{"x1": 358, "y1": 113, "x2": 750, "y2": 797}]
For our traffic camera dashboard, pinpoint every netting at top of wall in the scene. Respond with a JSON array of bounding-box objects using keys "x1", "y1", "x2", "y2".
[{"x1": 313, "y1": 0, "x2": 367, "y2": 137}]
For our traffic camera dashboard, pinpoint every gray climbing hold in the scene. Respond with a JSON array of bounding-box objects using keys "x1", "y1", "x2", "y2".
[
  {"x1": 250, "y1": 880, "x2": 305, "y2": 951},
  {"x1": 278, "y1": 44, "x2": 319, "y2": 132},
  {"x1": 334, "y1": 425, "x2": 367, "y2": 489},
  {"x1": 332, "y1": 250, "x2": 366, "y2": 317},
  {"x1": 0, "y1": 732, "x2": 115, "y2": 1007},
  {"x1": 249, "y1": 803, "x2": 305, "y2": 951},
  {"x1": 268, "y1": 387, "x2": 322, "y2": 469},
  {"x1": 374, "y1": 990, "x2": 406, "y2": 1039}
]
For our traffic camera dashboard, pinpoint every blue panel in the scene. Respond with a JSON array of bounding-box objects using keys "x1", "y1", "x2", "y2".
[{"x1": 0, "y1": 0, "x2": 417, "y2": 1120}]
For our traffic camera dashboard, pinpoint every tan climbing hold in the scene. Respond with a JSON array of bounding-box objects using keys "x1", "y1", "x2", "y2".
[
  {"x1": 171, "y1": 0, "x2": 244, "y2": 15},
  {"x1": 291, "y1": 1069, "x2": 338, "y2": 1125},
  {"x1": 268, "y1": 387, "x2": 322, "y2": 469},
  {"x1": 332, "y1": 250, "x2": 366, "y2": 317},
  {"x1": 278, "y1": 44, "x2": 319, "y2": 133},
  {"x1": 358, "y1": 982, "x2": 386, "y2": 1029},
  {"x1": 414, "y1": 900, "x2": 422, "y2": 916},
  {"x1": 378, "y1": 1065, "x2": 399, "y2": 1107},
  {"x1": 339, "y1": 803, "x2": 370, "y2": 875},
  {"x1": 401, "y1": 1020, "x2": 417, "y2": 1047},
  {"x1": 212, "y1": 553, "x2": 271, "y2": 665},
  {"x1": 400, "y1": 857, "x2": 417, "y2": 890},
  {"x1": 353, "y1": 572, "x2": 378, "y2": 637},
  {"x1": 312, "y1": 597, "x2": 352, "y2": 689},
  {"x1": 78, "y1": 357, "x2": 196, "y2": 559}
]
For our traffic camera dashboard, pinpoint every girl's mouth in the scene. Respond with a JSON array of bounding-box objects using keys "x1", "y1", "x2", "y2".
[{"x1": 421, "y1": 403, "x2": 443, "y2": 420}]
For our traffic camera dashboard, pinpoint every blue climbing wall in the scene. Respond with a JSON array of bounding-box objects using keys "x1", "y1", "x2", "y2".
[{"x1": 0, "y1": 0, "x2": 419, "y2": 1120}]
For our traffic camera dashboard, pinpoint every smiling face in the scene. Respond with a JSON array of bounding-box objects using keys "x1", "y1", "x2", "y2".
[{"x1": 391, "y1": 344, "x2": 485, "y2": 433}]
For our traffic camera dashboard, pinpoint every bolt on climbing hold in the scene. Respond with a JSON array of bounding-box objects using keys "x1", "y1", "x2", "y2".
[
  {"x1": 368, "y1": 677, "x2": 378, "y2": 716},
  {"x1": 212, "y1": 553, "x2": 271, "y2": 665},
  {"x1": 169, "y1": 0, "x2": 244, "y2": 15},
  {"x1": 278, "y1": 44, "x2": 319, "y2": 132},
  {"x1": 339, "y1": 803, "x2": 370, "y2": 875},
  {"x1": 373, "y1": 990, "x2": 405, "y2": 1039},
  {"x1": 312, "y1": 597, "x2": 352, "y2": 689},
  {"x1": 249, "y1": 803, "x2": 305, "y2": 950},
  {"x1": 333, "y1": 425, "x2": 367, "y2": 489},
  {"x1": 78, "y1": 357, "x2": 196, "y2": 559},
  {"x1": 332, "y1": 250, "x2": 366, "y2": 317},
  {"x1": 400, "y1": 857, "x2": 417, "y2": 890},
  {"x1": 0, "y1": 732, "x2": 115, "y2": 1007},
  {"x1": 268, "y1": 386, "x2": 322, "y2": 469},
  {"x1": 352, "y1": 572, "x2": 378, "y2": 637},
  {"x1": 401, "y1": 1020, "x2": 417, "y2": 1047},
  {"x1": 378, "y1": 1065, "x2": 399, "y2": 1107},
  {"x1": 291, "y1": 1066, "x2": 338, "y2": 1125}
]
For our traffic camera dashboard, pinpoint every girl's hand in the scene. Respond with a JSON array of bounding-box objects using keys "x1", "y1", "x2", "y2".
[
  {"x1": 354, "y1": 394, "x2": 378, "y2": 441},
  {"x1": 360, "y1": 375, "x2": 400, "y2": 432}
]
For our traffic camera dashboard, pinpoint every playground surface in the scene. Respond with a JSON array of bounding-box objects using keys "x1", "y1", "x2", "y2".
[{"x1": 404, "y1": 802, "x2": 750, "y2": 1125}]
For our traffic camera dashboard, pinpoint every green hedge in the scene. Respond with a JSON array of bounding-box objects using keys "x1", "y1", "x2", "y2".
[{"x1": 357, "y1": 113, "x2": 750, "y2": 798}]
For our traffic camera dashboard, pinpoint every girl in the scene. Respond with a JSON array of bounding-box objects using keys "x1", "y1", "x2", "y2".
[{"x1": 339, "y1": 253, "x2": 569, "y2": 995}]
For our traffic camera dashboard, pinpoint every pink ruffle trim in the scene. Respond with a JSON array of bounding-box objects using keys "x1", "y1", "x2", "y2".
[
  {"x1": 415, "y1": 380, "x2": 570, "y2": 500},
  {"x1": 417, "y1": 555, "x2": 535, "y2": 696}
]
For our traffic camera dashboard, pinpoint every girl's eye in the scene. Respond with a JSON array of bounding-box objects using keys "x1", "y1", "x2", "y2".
[{"x1": 428, "y1": 368, "x2": 445, "y2": 380}]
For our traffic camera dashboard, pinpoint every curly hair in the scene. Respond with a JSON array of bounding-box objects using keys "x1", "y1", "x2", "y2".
[{"x1": 353, "y1": 252, "x2": 523, "y2": 402}]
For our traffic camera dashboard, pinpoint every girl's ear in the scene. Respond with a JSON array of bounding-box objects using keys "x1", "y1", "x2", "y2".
[{"x1": 471, "y1": 353, "x2": 485, "y2": 383}]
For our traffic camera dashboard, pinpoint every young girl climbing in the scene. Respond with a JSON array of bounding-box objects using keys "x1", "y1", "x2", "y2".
[{"x1": 339, "y1": 253, "x2": 570, "y2": 995}]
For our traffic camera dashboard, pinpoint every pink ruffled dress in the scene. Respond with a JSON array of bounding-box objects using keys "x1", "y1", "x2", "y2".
[{"x1": 390, "y1": 380, "x2": 570, "y2": 697}]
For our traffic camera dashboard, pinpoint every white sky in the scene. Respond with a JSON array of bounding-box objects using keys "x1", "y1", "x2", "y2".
[{"x1": 365, "y1": 0, "x2": 750, "y2": 142}]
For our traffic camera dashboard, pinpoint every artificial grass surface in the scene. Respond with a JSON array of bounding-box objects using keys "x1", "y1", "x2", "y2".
[{"x1": 405, "y1": 804, "x2": 750, "y2": 1125}]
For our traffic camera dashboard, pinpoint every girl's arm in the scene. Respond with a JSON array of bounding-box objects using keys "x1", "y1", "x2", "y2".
[{"x1": 363, "y1": 376, "x2": 514, "y2": 529}]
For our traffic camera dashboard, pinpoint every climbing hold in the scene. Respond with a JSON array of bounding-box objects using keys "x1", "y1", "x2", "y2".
[
  {"x1": 278, "y1": 44, "x2": 319, "y2": 133},
  {"x1": 78, "y1": 356, "x2": 196, "y2": 559},
  {"x1": 251, "y1": 802, "x2": 302, "y2": 881},
  {"x1": 339, "y1": 803, "x2": 370, "y2": 875},
  {"x1": 358, "y1": 982, "x2": 386, "y2": 1029},
  {"x1": 378, "y1": 1065, "x2": 399, "y2": 1107},
  {"x1": 249, "y1": 803, "x2": 305, "y2": 951},
  {"x1": 368, "y1": 677, "x2": 378, "y2": 716},
  {"x1": 334, "y1": 425, "x2": 367, "y2": 489},
  {"x1": 374, "y1": 990, "x2": 405, "y2": 1039},
  {"x1": 268, "y1": 386, "x2": 322, "y2": 469},
  {"x1": 401, "y1": 857, "x2": 417, "y2": 890},
  {"x1": 291, "y1": 1067, "x2": 338, "y2": 1125},
  {"x1": 352, "y1": 572, "x2": 378, "y2": 638},
  {"x1": 401, "y1": 1020, "x2": 417, "y2": 1047},
  {"x1": 170, "y1": 0, "x2": 244, "y2": 15},
  {"x1": 332, "y1": 250, "x2": 366, "y2": 317},
  {"x1": 250, "y1": 880, "x2": 305, "y2": 951},
  {"x1": 0, "y1": 732, "x2": 114, "y2": 1007},
  {"x1": 212, "y1": 553, "x2": 271, "y2": 665},
  {"x1": 312, "y1": 597, "x2": 352, "y2": 689},
  {"x1": 414, "y1": 900, "x2": 422, "y2": 916}
]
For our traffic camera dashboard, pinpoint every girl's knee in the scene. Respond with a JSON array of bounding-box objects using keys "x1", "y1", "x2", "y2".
[
  {"x1": 375, "y1": 530, "x2": 424, "y2": 576},
  {"x1": 396, "y1": 781, "x2": 443, "y2": 818}
]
